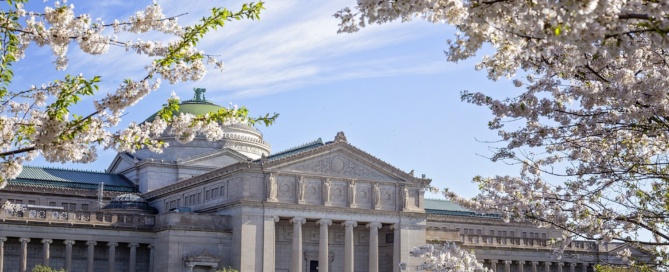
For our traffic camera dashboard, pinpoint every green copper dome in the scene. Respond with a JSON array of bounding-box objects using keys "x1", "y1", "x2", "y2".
[{"x1": 144, "y1": 88, "x2": 225, "y2": 122}]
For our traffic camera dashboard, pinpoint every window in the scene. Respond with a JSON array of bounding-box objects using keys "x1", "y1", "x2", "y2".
[
  {"x1": 212, "y1": 188, "x2": 219, "y2": 198},
  {"x1": 205, "y1": 190, "x2": 210, "y2": 201},
  {"x1": 542, "y1": 233, "x2": 547, "y2": 239},
  {"x1": 81, "y1": 204, "x2": 89, "y2": 211},
  {"x1": 489, "y1": 230, "x2": 494, "y2": 236},
  {"x1": 477, "y1": 229, "x2": 482, "y2": 235},
  {"x1": 522, "y1": 232, "x2": 527, "y2": 238},
  {"x1": 28, "y1": 200, "x2": 36, "y2": 205},
  {"x1": 49, "y1": 202, "x2": 56, "y2": 207},
  {"x1": 510, "y1": 231, "x2": 515, "y2": 237},
  {"x1": 198, "y1": 193, "x2": 201, "y2": 203}
]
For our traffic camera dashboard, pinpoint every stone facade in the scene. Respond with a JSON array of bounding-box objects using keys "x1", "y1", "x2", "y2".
[{"x1": 0, "y1": 106, "x2": 644, "y2": 272}]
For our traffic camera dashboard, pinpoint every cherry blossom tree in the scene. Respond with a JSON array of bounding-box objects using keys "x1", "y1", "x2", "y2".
[
  {"x1": 338, "y1": 0, "x2": 669, "y2": 269},
  {"x1": 400, "y1": 243, "x2": 490, "y2": 272},
  {"x1": 0, "y1": 1, "x2": 277, "y2": 189}
]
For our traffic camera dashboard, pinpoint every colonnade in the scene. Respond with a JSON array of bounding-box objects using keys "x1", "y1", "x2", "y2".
[
  {"x1": 488, "y1": 260, "x2": 590, "y2": 272},
  {"x1": 0, "y1": 237, "x2": 151, "y2": 272},
  {"x1": 288, "y1": 216, "x2": 391, "y2": 272}
]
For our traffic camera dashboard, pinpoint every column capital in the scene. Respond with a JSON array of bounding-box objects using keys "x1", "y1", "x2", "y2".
[
  {"x1": 0, "y1": 237, "x2": 6, "y2": 242},
  {"x1": 148, "y1": 244, "x2": 154, "y2": 249},
  {"x1": 128, "y1": 242, "x2": 139, "y2": 248},
  {"x1": 490, "y1": 260, "x2": 498, "y2": 264},
  {"x1": 317, "y1": 219, "x2": 332, "y2": 226},
  {"x1": 544, "y1": 261, "x2": 552, "y2": 265},
  {"x1": 518, "y1": 261, "x2": 526, "y2": 265},
  {"x1": 342, "y1": 220, "x2": 357, "y2": 228},
  {"x1": 558, "y1": 262, "x2": 564, "y2": 266},
  {"x1": 570, "y1": 263, "x2": 577, "y2": 267},
  {"x1": 290, "y1": 216, "x2": 306, "y2": 225},
  {"x1": 532, "y1": 261, "x2": 539, "y2": 265},
  {"x1": 107, "y1": 242, "x2": 118, "y2": 247},
  {"x1": 86, "y1": 241, "x2": 97, "y2": 246},
  {"x1": 19, "y1": 237, "x2": 31, "y2": 243},
  {"x1": 64, "y1": 240, "x2": 75, "y2": 245},
  {"x1": 367, "y1": 222, "x2": 382, "y2": 229},
  {"x1": 41, "y1": 239, "x2": 53, "y2": 244},
  {"x1": 505, "y1": 260, "x2": 513, "y2": 264}
]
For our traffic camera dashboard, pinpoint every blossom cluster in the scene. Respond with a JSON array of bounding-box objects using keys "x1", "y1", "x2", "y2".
[
  {"x1": 0, "y1": 2, "x2": 271, "y2": 184},
  {"x1": 401, "y1": 243, "x2": 489, "y2": 272},
  {"x1": 339, "y1": 0, "x2": 669, "y2": 268}
]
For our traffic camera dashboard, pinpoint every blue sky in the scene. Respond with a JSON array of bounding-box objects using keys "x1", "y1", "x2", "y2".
[{"x1": 19, "y1": 0, "x2": 523, "y2": 199}]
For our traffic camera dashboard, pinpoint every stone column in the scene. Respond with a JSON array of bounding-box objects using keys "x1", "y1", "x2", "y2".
[
  {"x1": 342, "y1": 220, "x2": 357, "y2": 272},
  {"x1": 367, "y1": 222, "x2": 382, "y2": 272},
  {"x1": 41, "y1": 239, "x2": 52, "y2": 267},
  {"x1": 19, "y1": 238, "x2": 30, "y2": 272},
  {"x1": 545, "y1": 261, "x2": 551, "y2": 272},
  {"x1": 317, "y1": 219, "x2": 332, "y2": 272},
  {"x1": 558, "y1": 262, "x2": 564, "y2": 272},
  {"x1": 148, "y1": 244, "x2": 154, "y2": 272},
  {"x1": 531, "y1": 261, "x2": 538, "y2": 272},
  {"x1": 490, "y1": 260, "x2": 498, "y2": 272},
  {"x1": 519, "y1": 261, "x2": 525, "y2": 272},
  {"x1": 86, "y1": 241, "x2": 96, "y2": 272},
  {"x1": 107, "y1": 242, "x2": 118, "y2": 272},
  {"x1": 64, "y1": 240, "x2": 75, "y2": 272},
  {"x1": 291, "y1": 217, "x2": 306, "y2": 272},
  {"x1": 569, "y1": 263, "x2": 576, "y2": 272},
  {"x1": 263, "y1": 216, "x2": 279, "y2": 272},
  {"x1": 129, "y1": 243, "x2": 139, "y2": 272},
  {"x1": 392, "y1": 224, "x2": 400, "y2": 272},
  {"x1": 0, "y1": 237, "x2": 6, "y2": 272},
  {"x1": 504, "y1": 260, "x2": 511, "y2": 272}
]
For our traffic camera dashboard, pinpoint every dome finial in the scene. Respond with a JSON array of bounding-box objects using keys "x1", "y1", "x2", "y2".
[{"x1": 193, "y1": 88, "x2": 206, "y2": 102}]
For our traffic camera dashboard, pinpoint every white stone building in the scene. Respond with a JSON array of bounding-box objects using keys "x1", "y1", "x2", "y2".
[{"x1": 0, "y1": 89, "x2": 643, "y2": 272}]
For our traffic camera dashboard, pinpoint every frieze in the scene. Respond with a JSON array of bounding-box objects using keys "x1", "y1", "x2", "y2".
[
  {"x1": 223, "y1": 143, "x2": 268, "y2": 156},
  {"x1": 289, "y1": 155, "x2": 392, "y2": 181}
]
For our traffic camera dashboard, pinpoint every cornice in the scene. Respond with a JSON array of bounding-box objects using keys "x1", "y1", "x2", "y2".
[
  {"x1": 142, "y1": 162, "x2": 262, "y2": 200},
  {"x1": 262, "y1": 141, "x2": 431, "y2": 185}
]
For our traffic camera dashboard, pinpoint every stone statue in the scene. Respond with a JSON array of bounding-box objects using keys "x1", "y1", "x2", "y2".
[
  {"x1": 266, "y1": 173, "x2": 277, "y2": 201},
  {"x1": 373, "y1": 183, "x2": 381, "y2": 208},
  {"x1": 348, "y1": 180, "x2": 356, "y2": 206},
  {"x1": 401, "y1": 185, "x2": 409, "y2": 209},
  {"x1": 297, "y1": 176, "x2": 305, "y2": 202},
  {"x1": 323, "y1": 179, "x2": 331, "y2": 203}
]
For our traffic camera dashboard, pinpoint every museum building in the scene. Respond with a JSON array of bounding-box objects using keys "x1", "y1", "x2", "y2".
[{"x1": 0, "y1": 89, "x2": 638, "y2": 272}]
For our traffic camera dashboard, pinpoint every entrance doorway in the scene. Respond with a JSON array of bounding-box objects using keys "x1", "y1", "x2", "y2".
[{"x1": 309, "y1": 260, "x2": 319, "y2": 272}]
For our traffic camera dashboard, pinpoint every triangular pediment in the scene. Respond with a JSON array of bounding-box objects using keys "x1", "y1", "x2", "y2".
[
  {"x1": 107, "y1": 153, "x2": 137, "y2": 173},
  {"x1": 266, "y1": 145, "x2": 410, "y2": 183},
  {"x1": 179, "y1": 148, "x2": 250, "y2": 168}
]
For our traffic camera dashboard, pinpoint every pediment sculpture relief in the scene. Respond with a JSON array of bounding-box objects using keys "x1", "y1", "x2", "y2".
[{"x1": 288, "y1": 155, "x2": 393, "y2": 181}]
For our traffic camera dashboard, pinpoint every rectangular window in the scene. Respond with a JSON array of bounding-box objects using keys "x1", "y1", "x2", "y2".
[
  {"x1": 198, "y1": 193, "x2": 201, "y2": 203},
  {"x1": 69, "y1": 203, "x2": 76, "y2": 210},
  {"x1": 542, "y1": 233, "x2": 547, "y2": 239},
  {"x1": 522, "y1": 232, "x2": 527, "y2": 238},
  {"x1": 477, "y1": 229, "x2": 482, "y2": 235},
  {"x1": 206, "y1": 190, "x2": 210, "y2": 201},
  {"x1": 62, "y1": 203, "x2": 69, "y2": 209},
  {"x1": 212, "y1": 188, "x2": 219, "y2": 198},
  {"x1": 502, "y1": 231, "x2": 507, "y2": 236},
  {"x1": 81, "y1": 204, "x2": 89, "y2": 211},
  {"x1": 49, "y1": 202, "x2": 57, "y2": 207},
  {"x1": 14, "y1": 199, "x2": 22, "y2": 204},
  {"x1": 220, "y1": 186, "x2": 225, "y2": 197},
  {"x1": 28, "y1": 200, "x2": 36, "y2": 205},
  {"x1": 510, "y1": 231, "x2": 515, "y2": 237},
  {"x1": 490, "y1": 230, "x2": 494, "y2": 236}
]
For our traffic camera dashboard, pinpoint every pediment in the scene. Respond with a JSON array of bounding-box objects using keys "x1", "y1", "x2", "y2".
[
  {"x1": 179, "y1": 148, "x2": 250, "y2": 168},
  {"x1": 270, "y1": 151, "x2": 402, "y2": 182},
  {"x1": 107, "y1": 153, "x2": 136, "y2": 173}
]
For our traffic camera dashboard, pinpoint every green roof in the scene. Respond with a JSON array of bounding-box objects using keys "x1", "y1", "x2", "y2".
[
  {"x1": 266, "y1": 138, "x2": 324, "y2": 161},
  {"x1": 424, "y1": 199, "x2": 501, "y2": 218},
  {"x1": 9, "y1": 166, "x2": 136, "y2": 192},
  {"x1": 144, "y1": 101, "x2": 226, "y2": 123}
]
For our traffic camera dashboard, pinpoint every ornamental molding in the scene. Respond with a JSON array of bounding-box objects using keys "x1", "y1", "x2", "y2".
[{"x1": 285, "y1": 154, "x2": 394, "y2": 182}]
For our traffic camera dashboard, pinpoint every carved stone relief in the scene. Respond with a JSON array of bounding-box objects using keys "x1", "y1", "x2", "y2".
[{"x1": 288, "y1": 154, "x2": 392, "y2": 181}]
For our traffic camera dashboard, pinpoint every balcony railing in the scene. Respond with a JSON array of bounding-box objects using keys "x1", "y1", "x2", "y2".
[
  {"x1": 0, "y1": 208, "x2": 155, "y2": 229},
  {"x1": 461, "y1": 234, "x2": 597, "y2": 251}
]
